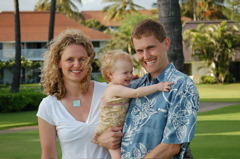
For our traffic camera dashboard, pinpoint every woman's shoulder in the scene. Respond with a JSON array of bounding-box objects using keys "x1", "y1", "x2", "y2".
[
  {"x1": 93, "y1": 81, "x2": 107, "y2": 89},
  {"x1": 39, "y1": 95, "x2": 60, "y2": 110},
  {"x1": 41, "y1": 95, "x2": 58, "y2": 103}
]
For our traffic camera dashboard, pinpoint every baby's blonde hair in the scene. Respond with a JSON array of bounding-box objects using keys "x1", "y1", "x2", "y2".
[
  {"x1": 40, "y1": 29, "x2": 95, "y2": 99},
  {"x1": 99, "y1": 50, "x2": 133, "y2": 83}
]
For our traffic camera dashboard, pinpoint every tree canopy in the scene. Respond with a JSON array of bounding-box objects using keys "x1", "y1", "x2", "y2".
[{"x1": 35, "y1": 0, "x2": 84, "y2": 21}]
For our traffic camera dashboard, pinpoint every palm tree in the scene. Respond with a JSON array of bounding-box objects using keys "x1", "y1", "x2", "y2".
[
  {"x1": 35, "y1": 0, "x2": 84, "y2": 21},
  {"x1": 158, "y1": 0, "x2": 194, "y2": 157},
  {"x1": 48, "y1": 0, "x2": 56, "y2": 42},
  {"x1": 10, "y1": 0, "x2": 21, "y2": 93},
  {"x1": 158, "y1": 0, "x2": 184, "y2": 72},
  {"x1": 183, "y1": 21, "x2": 240, "y2": 83},
  {"x1": 102, "y1": 0, "x2": 144, "y2": 21}
]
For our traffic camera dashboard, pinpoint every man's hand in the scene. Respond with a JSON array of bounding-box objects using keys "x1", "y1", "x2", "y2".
[{"x1": 97, "y1": 126, "x2": 124, "y2": 150}]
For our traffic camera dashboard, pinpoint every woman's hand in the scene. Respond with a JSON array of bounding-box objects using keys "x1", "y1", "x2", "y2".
[{"x1": 97, "y1": 126, "x2": 124, "y2": 150}]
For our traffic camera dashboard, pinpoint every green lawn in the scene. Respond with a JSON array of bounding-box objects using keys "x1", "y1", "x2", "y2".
[
  {"x1": 0, "y1": 104, "x2": 239, "y2": 158},
  {"x1": 0, "y1": 130, "x2": 42, "y2": 158},
  {"x1": 0, "y1": 83, "x2": 239, "y2": 158},
  {"x1": 0, "y1": 130, "x2": 62, "y2": 158},
  {"x1": 197, "y1": 83, "x2": 240, "y2": 102},
  {"x1": 0, "y1": 111, "x2": 38, "y2": 129},
  {"x1": 191, "y1": 104, "x2": 240, "y2": 159}
]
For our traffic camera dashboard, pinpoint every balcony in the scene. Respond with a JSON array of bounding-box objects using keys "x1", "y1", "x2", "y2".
[
  {"x1": 0, "y1": 49, "x2": 46, "y2": 61},
  {"x1": 0, "y1": 48, "x2": 101, "y2": 61}
]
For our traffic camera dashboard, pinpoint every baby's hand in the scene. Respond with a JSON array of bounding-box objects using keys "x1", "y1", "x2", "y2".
[{"x1": 157, "y1": 81, "x2": 174, "y2": 92}]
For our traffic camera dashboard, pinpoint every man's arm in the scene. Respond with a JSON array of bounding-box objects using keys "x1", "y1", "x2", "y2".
[
  {"x1": 143, "y1": 143, "x2": 181, "y2": 159},
  {"x1": 97, "y1": 126, "x2": 124, "y2": 150}
]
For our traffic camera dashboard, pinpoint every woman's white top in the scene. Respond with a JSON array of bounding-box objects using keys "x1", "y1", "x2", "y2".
[{"x1": 37, "y1": 81, "x2": 110, "y2": 159}]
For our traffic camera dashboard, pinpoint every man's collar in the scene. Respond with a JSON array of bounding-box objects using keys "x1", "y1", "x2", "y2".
[{"x1": 144, "y1": 63, "x2": 175, "y2": 83}]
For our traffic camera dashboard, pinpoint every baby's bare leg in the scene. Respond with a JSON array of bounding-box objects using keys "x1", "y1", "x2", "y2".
[{"x1": 109, "y1": 148, "x2": 121, "y2": 159}]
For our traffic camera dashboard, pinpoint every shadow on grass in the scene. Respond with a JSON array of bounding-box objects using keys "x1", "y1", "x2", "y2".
[{"x1": 190, "y1": 104, "x2": 240, "y2": 159}]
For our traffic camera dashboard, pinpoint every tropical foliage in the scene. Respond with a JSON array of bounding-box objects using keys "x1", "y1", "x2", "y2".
[
  {"x1": 81, "y1": 19, "x2": 107, "y2": 32},
  {"x1": 180, "y1": 0, "x2": 227, "y2": 20},
  {"x1": 222, "y1": 0, "x2": 240, "y2": 22},
  {"x1": 102, "y1": 0, "x2": 144, "y2": 20},
  {"x1": 183, "y1": 21, "x2": 240, "y2": 83},
  {"x1": 35, "y1": 0, "x2": 83, "y2": 21},
  {"x1": 0, "y1": 57, "x2": 42, "y2": 84}
]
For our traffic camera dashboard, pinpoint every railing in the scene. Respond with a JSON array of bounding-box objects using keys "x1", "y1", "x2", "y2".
[
  {"x1": 0, "y1": 49, "x2": 46, "y2": 61},
  {"x1": 0, "y1": 48, "x2": 101, "y2": 61}
]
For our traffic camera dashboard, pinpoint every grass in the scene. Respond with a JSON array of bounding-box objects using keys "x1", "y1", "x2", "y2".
[
  {"x1": 0, "y1": 104, "x2": 239, "y2": 158},
  {"x1": 0, "y1": 111, "x2": 38, "y2": 130},
  {"x1": 190, "y1": 104, "x2": 240, "y2": 159},
  {"x1": 0, "y1": 83, "x2": 239, "y2": 158},
  {"x1": 197, "y1": 83, "x2": 240, "y2": 102},
  {"x1": 0, "y1": 130, "x2": 41, "y2": 158},
  {"x1": 0, "y1": 130, "x2": 62, "y2": 158}
]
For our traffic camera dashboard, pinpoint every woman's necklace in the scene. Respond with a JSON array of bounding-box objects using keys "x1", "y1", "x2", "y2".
[{"x1": 73, "y1": 100, "x2": 81, "y2": 107}]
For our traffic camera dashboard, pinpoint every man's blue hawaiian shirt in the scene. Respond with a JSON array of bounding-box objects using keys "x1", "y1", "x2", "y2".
[{"x1": 121, "y1": 63, "x2": 199, "y2": 159}]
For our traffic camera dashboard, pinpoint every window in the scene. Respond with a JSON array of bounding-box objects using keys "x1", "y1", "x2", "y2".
[
  {"x1": 92, "y1": 41, "x2": 100, "y2": 47},
  {"x1": 26, "y1": 42, "x2": 47, "y2": 49}
]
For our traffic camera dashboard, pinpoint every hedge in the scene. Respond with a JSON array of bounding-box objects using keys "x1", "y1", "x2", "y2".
[{"x1": 0, "y1": 92, "x2": 46, "y2": 112}]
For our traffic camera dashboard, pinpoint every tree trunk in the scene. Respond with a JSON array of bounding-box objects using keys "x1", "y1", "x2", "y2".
[
  {"x1": 157, "y1": 0, "x2": 192, "y2": 158},
  {"x1": 10, "y1": 0, "x2": 21, "y2": 93},
  {"x1": 48, "y1": 0, "x2": 56, "y2": 42},
  {"x1": 157, "y1": 0, "x2": 184, "y2": 72}
]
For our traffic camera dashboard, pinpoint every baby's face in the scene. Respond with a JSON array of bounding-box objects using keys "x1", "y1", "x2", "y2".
[{"x1": 110, "y1": 59, "x2": 134, "y2": 87}]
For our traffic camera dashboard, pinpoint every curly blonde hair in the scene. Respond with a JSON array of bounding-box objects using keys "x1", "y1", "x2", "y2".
[
  {"x1": 40, "y1": 29, "x2": 95, "y2": 99},
  {"x1": 99, "y1": 50, "x2": 133, "y2": 83}
]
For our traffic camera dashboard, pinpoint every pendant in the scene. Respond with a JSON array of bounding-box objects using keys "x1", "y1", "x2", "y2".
[{"x1": 73, "y1": 100, "x2": 81, "y2": 107}]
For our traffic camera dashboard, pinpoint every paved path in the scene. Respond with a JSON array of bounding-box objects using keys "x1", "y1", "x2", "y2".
[
  {"x1": 198, "y1": 102, "x2": 240, "y2": 112},
  {"x1": 0, "y1": 102, "x2": 240, "y2": 134}
]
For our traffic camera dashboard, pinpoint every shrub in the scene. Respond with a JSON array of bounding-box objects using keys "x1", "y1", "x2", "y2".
[
  {"x1": 224, "y1": 73, "x2": 236, "y2": 83},
  {"x1": 0, "y1": 92, "x2": 46, "y2": 112},
  {"x1": 200, "y1": 75, "x2": 217, "y2": 84}
]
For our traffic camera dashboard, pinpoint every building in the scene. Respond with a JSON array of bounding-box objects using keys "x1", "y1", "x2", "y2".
[
  {"x1": 1, "y1": 10, "x2": 239, "y2": 84},
  {"x1": 0, "y1": 11, "x2": 111, "y2": 84}
]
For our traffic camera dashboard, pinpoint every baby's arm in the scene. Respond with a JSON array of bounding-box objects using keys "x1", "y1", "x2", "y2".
[
  {"x1": 107, "y1": 82, "x2": 173, "y2": 98},
  {"x1": 134, "y1": 81, "x2": 173, "y2": 97}
]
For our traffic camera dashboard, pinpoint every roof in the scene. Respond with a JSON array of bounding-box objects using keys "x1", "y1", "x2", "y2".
[
  {"x1": 81, "y1": 9, "x2": 157, "y2": 27},
  {"x1": 182, "y1": 20, "x2": 236, "y2": 32},
  {"x1": 0, "y1": 11, "x2": 111, "y2": 42}
]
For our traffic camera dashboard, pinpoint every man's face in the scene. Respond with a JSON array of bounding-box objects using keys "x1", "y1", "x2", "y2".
[{"x1": 133, "y1": 34, "x2": 170, "y2": 79}]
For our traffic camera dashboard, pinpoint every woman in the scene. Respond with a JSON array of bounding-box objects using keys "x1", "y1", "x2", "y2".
[{"x1": 37, "y1": 29, "x2": 115, "y2": 159}]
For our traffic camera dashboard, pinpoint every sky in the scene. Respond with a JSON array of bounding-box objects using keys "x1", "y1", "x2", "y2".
[{"x1": 0, "y1": 0, "x2": 156, "y2": 12}]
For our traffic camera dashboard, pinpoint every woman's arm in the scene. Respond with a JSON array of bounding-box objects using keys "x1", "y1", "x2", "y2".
[{"x1": 38, "y1": 117, "x2": 58, "y2": 159}]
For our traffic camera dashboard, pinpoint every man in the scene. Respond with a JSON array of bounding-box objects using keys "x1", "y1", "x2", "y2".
[{"x1": 98, "y1": 19, "x2": 199, "y2": 159}]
